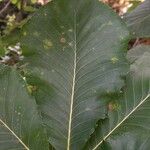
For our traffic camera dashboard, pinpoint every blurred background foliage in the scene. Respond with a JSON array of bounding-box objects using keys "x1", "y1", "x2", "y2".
[
  {"x1": 0, "y1": 0, "x2": 51, "y2": 35},
  {"x1": 0, "y1": 0, "x2": 145, "y2": 36}
]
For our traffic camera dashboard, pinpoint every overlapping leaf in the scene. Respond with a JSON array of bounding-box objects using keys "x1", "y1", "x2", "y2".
[
  {"x1": 125, "y1": 0, "x2": 150, "y2": 38},
  {"x1": 19, "y1": 0, "x2": 130, "y2": 149},
  {"x1": 84, "y1": 45, "x2": 150, "y2": 150},
  {"x1": 127, "y1": 44, "x2": 150, "y2": 78},
  {"x1": 0, "y1": 65, "x2": 49, "y2": 150}
]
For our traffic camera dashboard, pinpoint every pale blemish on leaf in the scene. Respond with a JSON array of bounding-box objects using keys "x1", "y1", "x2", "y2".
[
  {"x1": 23, "y1": 77, "x2": 26, "y2": 81},
  {"x1": 107, "y1": 21, "x2": 113, "y2": 26},
  {"x1": 85, "y1": 108, "x2": 91, "y2": 111},
  {"x1": 102, "y1": 67, "x2": 105, "y2": 71},
  {"x1": 62, "y1": 47, "x2": 66, "y2": 51},
  {"x1": 120, "y1": 90, "x2": 123, "y2": 93},
  {"x1": 68, "y1": 29, "x2": 73, "y2": 32},
  {"x1": 43, "y1": 39, "x2": 53, "y2": 49},
  {"x1": 93, "y1": 90, "x2": 97, "y2": 93},
  {"x1": 68, "y1": 42, "x2": 73, "y2": 47},
  {"x1": 52, "y1": 69, "x2": 55, "y2": 73},
  {"x1": 92, "y1": 88, "x2": 97, "y2": 93},
  {"x1": 41, "y1": 72, "x2": 44, "y2": 75},
  {"x1": 133, "y1": 32, "x2": 136, "y2": 35},
  {"x1": 120, "y1": 35, "x2": 125, "y2": 40},
  {"x1": 111, "y1": 57, "x2": 119, "y2": 64},
  {"x1": 60, "y1": 37, "x2": 66, "y2": 43},
  {"x1": 18, "y1": 112, "x2": 21, "y2": 115},
  {"x1": 33, "y1": 31, "x2": 40, "y2": 37},
  {"x1": 60, "y1": 26, "x2": 64, "y2": 29},
  {"x1": 23, "y1": 32, "x2": 27, "y2": 36}
]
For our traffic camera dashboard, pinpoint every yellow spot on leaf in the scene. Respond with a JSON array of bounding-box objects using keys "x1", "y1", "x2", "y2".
[
  {"x1": 23, "y1": 32, "x2": 27, "y2": 36},
  {"x1": 43, "y1": 39, "x2": 53, "y2": 49},
  {"x1": 108, "y1": 102, "x2": 120, "y2": 111},
  {"x1": 27, "y1": 85, "x2": 37, "y2": 94},
  {"x1": 111, "y1": 57, "x2": 119, "y2": 64}
]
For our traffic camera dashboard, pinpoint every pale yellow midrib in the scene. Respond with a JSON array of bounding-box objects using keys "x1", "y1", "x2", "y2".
[
  {"x1": 67, "y1": 10, "x2": 77, "y2": 150},
  {"x1": 92, "y1": 93, "x2": 150, "y2": 150},
  {"x1": 0, "y1": 119, "x2": 29, "y2": 150},
  {"x1": 67, "y1": 50, "x2": 77, "y2": 150}
]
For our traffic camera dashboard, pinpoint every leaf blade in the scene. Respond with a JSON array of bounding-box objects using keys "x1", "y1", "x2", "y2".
[
  {"x1": 20, "y1": 0, "x2": 130, "y2": 149},
  {"x1": 0, "y1": 65, "x2": 49, "y2": 150},
  {"x1": 125, "y1": 0, "x2": 150, "y2": 38},
  {"x1": 84, "y1": 45, "x2": 150, "y2": 150}
]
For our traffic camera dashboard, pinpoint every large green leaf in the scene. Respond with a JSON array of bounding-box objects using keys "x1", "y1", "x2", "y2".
[
  {"x1": 20, "y1": 0, "x2": 130, "y2": 149},
  {"x1": 84, "y1": 45, "x2": 150, "y2": 150},
  {"x1": 125, "y1": 0, "x2": 150, "y2": 38},
  {"x1": 0, "y1": 65, "x2": 49, "y2": 150}
]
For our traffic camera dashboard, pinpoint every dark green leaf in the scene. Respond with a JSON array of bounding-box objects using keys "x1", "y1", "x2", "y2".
[
  {"x1": 127, "y1": 44, "x2": 150, "y2": 78},
  {"x1": 0, "y1": 65, "x2": 49, "y2": 150},
  {"x1": 125, "y1": 0, "x2": 150, "y2": 38},
  {"x1": 19, "y1": 0, "x2": 130, "y2": 149},
  {"x1": 84, "y1": 45, "x2": 150, "y2": 150}
]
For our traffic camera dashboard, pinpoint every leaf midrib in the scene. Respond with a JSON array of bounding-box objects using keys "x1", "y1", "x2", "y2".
[
  {"x1": 92, "y1": 93, "x2": 150, "y2": 150},
  {"x1": 67, "y1": 10, "x2": 77, "y2": 150},
  {"x1": 0, "y1": 119, "x2": 29, "y2": 150}
]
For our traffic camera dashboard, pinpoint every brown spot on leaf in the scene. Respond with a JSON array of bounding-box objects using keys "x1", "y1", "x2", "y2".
[{"x1": 108, "y1": 102, "x2": 120, "y2": 111}]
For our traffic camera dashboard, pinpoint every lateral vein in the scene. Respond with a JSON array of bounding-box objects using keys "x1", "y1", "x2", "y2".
[
  {"x1": 0, "y1": 119, "x2": 29, "y2": 150},
  {"x1": 92, "y1": 93, "x2": 150, "y2": 150}
]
